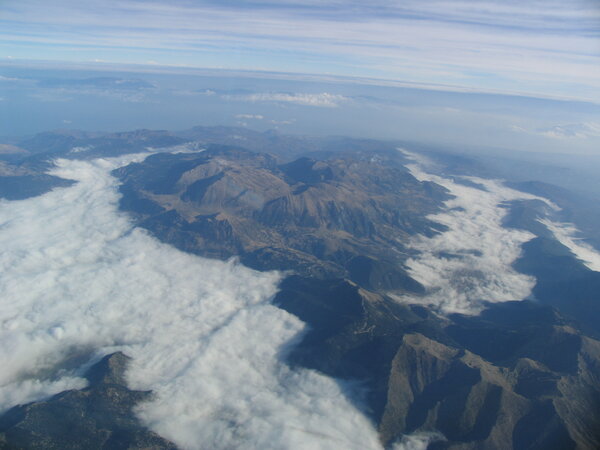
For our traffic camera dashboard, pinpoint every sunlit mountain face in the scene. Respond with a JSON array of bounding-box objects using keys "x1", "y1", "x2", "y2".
[{"x1": 1, "y1": 0, "x2": 599, "y2": 449}]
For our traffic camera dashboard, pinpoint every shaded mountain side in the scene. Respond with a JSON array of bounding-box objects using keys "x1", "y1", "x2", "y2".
[
  {"x1": 513, "y1": 237, "x2": 600, "y2": 340},
  {"x1": 502, "y1": 199, "x2": 600, "y2": 339},
  {"x1": 274, "y1": 276, "x2": 600, "y2": 449},
  {"x1": 507, "y1": 180, "x2": 600, "y2": 252},
  {"x1": 0, "y1": 159, "x2": 73, "y2": 201},
  {"x1": 0, "y1": 174, "x2": 74, "y2": 200},
  {"x1": 0, "y1": 353, "x2": 177, "y2": 450},
  {"x1": 114, "y1": 144, "x2": 448, "y2": 289}
]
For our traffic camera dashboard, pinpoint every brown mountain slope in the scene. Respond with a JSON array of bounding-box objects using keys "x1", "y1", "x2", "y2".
[{"x1": 114, "y1": 145, "x2": 448, "y2": 290}]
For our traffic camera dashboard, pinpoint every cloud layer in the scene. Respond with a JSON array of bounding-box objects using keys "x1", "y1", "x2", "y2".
[
  {"x1": 0, "y1": 155, "x2": 381, "y2": 449},
  {"x1": 540, "y1": 219, "x2": 600, "y2": 272},
  {"x1": 1, "y1": 0, "x2": 598, "y2": 101},
  {"x1": 395, "y1": 151, "x2": 550, "y2": 314}
]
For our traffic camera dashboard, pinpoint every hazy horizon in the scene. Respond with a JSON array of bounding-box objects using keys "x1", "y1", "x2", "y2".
[{"x1": 2, "y1": 0, "x2": 600, "y2": 155}]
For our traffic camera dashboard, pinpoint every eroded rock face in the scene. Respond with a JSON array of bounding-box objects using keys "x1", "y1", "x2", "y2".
[
  {"x1": 0, "y1": 353, "x2": 177, "y2": 450},
  {"x1": 382, "y1": 334, "x2": 578, "y2": 450}
]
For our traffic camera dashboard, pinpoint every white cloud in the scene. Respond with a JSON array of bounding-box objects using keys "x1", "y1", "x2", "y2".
[
  {"x1": 271, "y1": 118, "x2": 296, "y2": 125},
  {"x1": 537, "y1": 122, "x2": 600, "y2": 139},
  {"x1": 69, "y1": 145, "x2": 92, "y2": 153},
  {"x1": 392, "y1": 432, "x2": 445, "y2": 450},
  {"x1": 235, "y1": 113, "x2": 264, "y2": 120},
  {"x1": 1, "y1": 0, "x2": 598, "y2": 101},
  {"x1": 539, "y1": 219, "x2": 600, "y2": 271},
  {"x1": 225, "y1": 92, "x2": 348, "y2": 107},
  {"x1": 394, "y1": 150, "x2": 554, "y2": 314},
  {"x1": 510, "y1": 122, "x2": 600, "y2": 140},
  {"x1": 0, "y1": 154, "x2": 382, "y2": 449}
]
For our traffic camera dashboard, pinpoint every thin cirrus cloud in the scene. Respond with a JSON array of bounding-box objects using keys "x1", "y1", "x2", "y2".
[
  {"x1": 1, "y1": 0, "x2": 598, "y2": 101},
  {"x1": 0, "y1": 153, "x2": 382, "y2": 449}
]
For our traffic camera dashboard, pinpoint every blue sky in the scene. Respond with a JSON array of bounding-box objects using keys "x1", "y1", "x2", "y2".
[
  {"x1": 1, "y1": 0, "x2": 599, "y2": 101},
  {"x1": 1, "y1": 0, "x2": 599, "y2": 157}
]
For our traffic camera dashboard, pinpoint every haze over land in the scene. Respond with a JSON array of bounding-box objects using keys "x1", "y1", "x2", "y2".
[{"x1": 1, "y1": 0, "x2": 599, "y2": 156}]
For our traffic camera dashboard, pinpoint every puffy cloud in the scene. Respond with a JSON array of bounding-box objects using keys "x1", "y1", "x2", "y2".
[
  {"x1": 0, "y1": 154, "x2": 381, "y2": 449},
  {"x1": 394, "y1": 150, "x2": 552, "y2": 314}
]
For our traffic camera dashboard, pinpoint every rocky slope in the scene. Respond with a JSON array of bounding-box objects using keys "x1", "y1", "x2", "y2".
[
  {"x1": 274, "y1": 276, "x2": 600, "y2": 449},
  {"x1": 0, "y1": 353, "x2": 176, "y2": 449}
]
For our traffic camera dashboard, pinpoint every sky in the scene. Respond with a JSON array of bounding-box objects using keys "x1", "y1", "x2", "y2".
[
  {"x1": 1, "y1": 0, "x2": 599, "y2": 154},
  {"x1": 1, "y1": 0, "x2": 599, "y2": 101}
]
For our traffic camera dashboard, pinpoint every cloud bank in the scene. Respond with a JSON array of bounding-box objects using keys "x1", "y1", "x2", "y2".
[
  {"x1": 396, "y1": 151, "x2": 549, "y2": 314},
  {"x1": 0, "y1": 155, "x2": 381, "y2": 449},
  {"x1": 540, "y1": 219, "x2": 600, "y2": 272}
]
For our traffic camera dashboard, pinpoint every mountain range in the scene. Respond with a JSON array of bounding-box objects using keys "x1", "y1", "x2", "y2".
[{"x1": 0, "y1": 126, "x2": 599, "y2": 449}]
